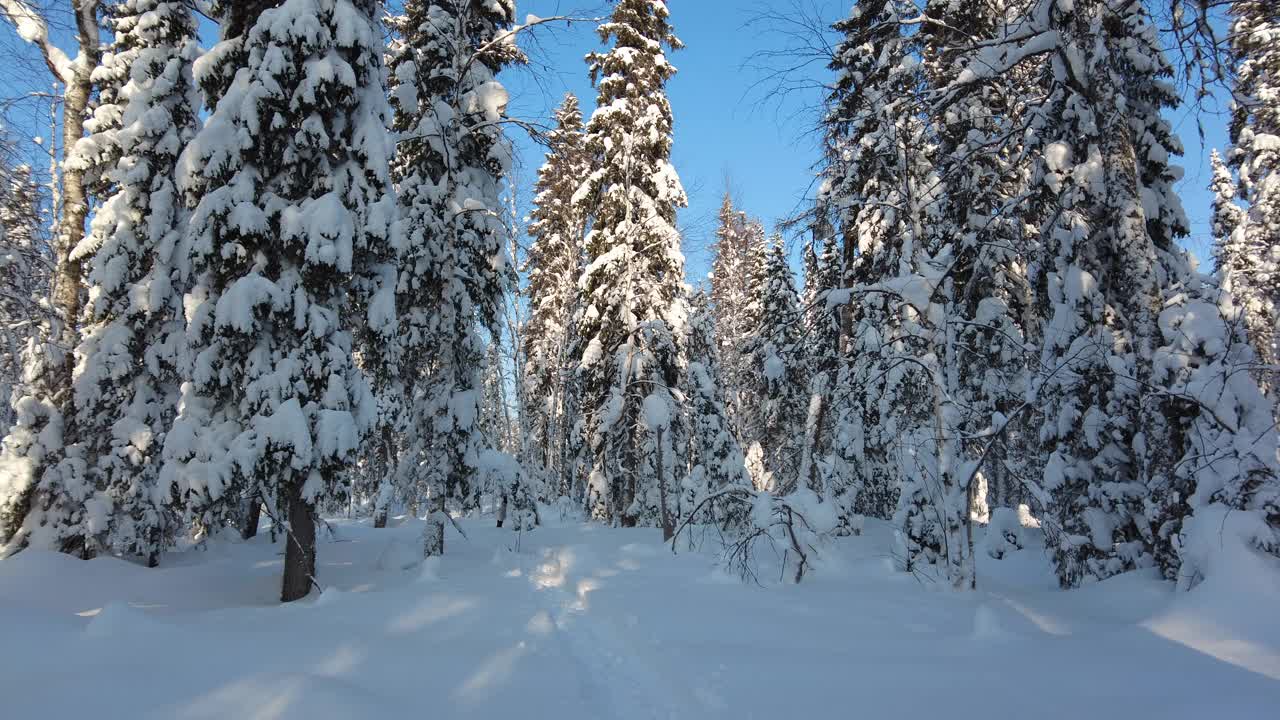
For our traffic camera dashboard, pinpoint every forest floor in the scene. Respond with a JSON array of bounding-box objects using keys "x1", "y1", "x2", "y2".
[{"x1": 1, "y1": 510, "x2": 1278, "y2": 719}]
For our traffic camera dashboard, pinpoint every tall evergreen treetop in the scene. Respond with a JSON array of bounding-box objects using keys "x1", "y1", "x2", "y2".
[
  {"x1": 524, "y1": 93, "x2": 589, "y2": 490},
  {"x1": 709, "y1": 195, "x2": 766, "y2": 442},
  {"x1": 823, "y1": 0, "x2": 926, "y2": 286},
  {"x1": 573, "y1": 0, "x2": 689, "y2": 527},
  {"x1": 751, "y1": 237, "x2": 808, "y2": 490}
]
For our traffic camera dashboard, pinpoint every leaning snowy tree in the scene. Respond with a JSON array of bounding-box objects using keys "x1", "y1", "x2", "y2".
[
  {"x1": 167, "y1": 0, "x2": 396, "y2": 602},
  {"x1": 820, "y1": 0, "x2": 936, "y2": 554},
  {"x1": 385, "y1": 0, "x2": 522, "y2": 556},
  {"x1": 523, "y1": 92, "x2": 589, "y2": 500},
  {"x1": 571, "y1": 0, "x2": 690, "y2": 531},
  {"x1": 919, "y1": 0, "x2": 1038, "y2": 557},
  {"x1": 66, "y1": 0, "x2": 201, "y2": 566}
]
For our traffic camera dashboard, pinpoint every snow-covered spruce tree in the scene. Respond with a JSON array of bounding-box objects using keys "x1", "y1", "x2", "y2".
[
  {"x1": 480, "y1": 339, "x2": 541, "y2": 525},
  {"x1": 1149, "y1": 272, "x2": 1280, "y2": 587},
  {"x1": 0, "y1": 158, "x2": 48, "y2": 436},
  {"x1": 821, "y1": 0, "x2": 933, "y2": 540},
  {"x1": 523, "y1": 93, "x2": 589, "y2": 499},
  {"x1": 800, "y1": 236, "x2": 821, "y2": 334},
  {"x1": 1218, "y1": 1, "x2": 1280, "y2": 395},
  {"x1": 798, "y1": 233, "x2": 845, "y2": 504},
  {"x1": 799, "y1": 205, "x2": 837, "y2": 333},
  {"x1": 160, "y1": 0, "x2": 268, "y2": 541},
  {"x1": 62, "y1": 0, "x2": 201, "y2": 566},
  {"x1": 0, "y1": 157, "x2": 53, "y2": 550},
  {"x1": 931, "y1": 0, "x2": 1280, "y2": 587},
  {"x1": 919, "y1": 0, "x2": 1038, "y2": 557},
  {"x1": 0, "y1": 161, "x2": 68, "y2": 554},
  {"x1": 169, "y1": 0, "x2": 395, "y2": 601},
  {"x1": 386, "y1": 0, "x2": 521, "y2": 555},
  {"x1": 0, "y1": 328, "x2": 75, "y2": 556},
  {"x1": 749, "y1": 236, "x2": 808, "y2": 491},
  {"x1": 822, "y1": 0, "x2": 924, "y2": 295},
  {"x1": 68, "y1": 1, "x2": 127, "y2": 207},
  {"x1": 709, "y1": 195, "x2": 766, "y2": 441},
  {"x1": 1142, "y1": 0, "x2": 1280, "y2": 583},
  {"x1": 800, "y1": 206, "x2": 846, "y2": 505},
  {"x1": 480, "y1": 341, "x2": 514, "y2": 455},
  {"x1": 677, "y1": 292, "x2": 831, "y2": 583},
  {"x1": 1002, "y1": 0, "x2": 1168, "y2": 587},
  {"x1": 1211, "y1": 150, "x2": 1247, "y2": 293},
  {"x1": 572, "y1": 0, "x2": 689, "y2": 529},
  {"x1": 681, "y1": 289, "x2": 751, "y2": 527},
  {"x1": 1209, "y1": 149, "x2": 1275, "y2": 401}
]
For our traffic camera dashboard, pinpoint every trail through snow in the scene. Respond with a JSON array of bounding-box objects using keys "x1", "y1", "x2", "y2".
[
  {"x1": 0, "y1": 514, "x2": 1277, "y2": 719},
  {"x1": 529, "y1": 543, "x2": 698, "y2": 720}
]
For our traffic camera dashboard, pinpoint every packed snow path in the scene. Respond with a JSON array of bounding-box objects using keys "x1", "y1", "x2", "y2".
[{"x1": 1, "y1": 515, "x2": 1278, "y2": 719}]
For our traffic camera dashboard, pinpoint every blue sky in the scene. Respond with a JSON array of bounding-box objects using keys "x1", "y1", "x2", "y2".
[
  {"x1": 0, "y1": 0, "x2": 1231, "y2": 275},
  {"x1": 503, "y1": 1, "x2": 833, "y2": 284},
  {"x1": 503, "y1": 0, "x2": 1231, "y2": 276}
]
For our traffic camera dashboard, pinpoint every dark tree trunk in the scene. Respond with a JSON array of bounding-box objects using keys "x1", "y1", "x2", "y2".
[
  {"x1": 619, "y1": 425, "x2": 634, "y2": 527},
  {"x1": 656, "y1": 427, "x2": 674, "y2": 541},
  {"x1": 496, "y1": 493, "x2": 508, "y2": 528},
  {"x1": 423, "y1": 495, "x2": 445, "y2": 557},
  {"x1": 61, "y1": 535, "x2": 94, "y2": 560},
  {"x1": 281, "y1": 488, "x2": 316, "y2": 603},
  {"x1": 146, "y1": 527, "x2": 160, "y2": 568},
  {"x1": 241, "y1": 497, "x2": 262, "y2": 540},
  {"x1": 225, "y1": 0, "x2": 278, "y2": 39},
  {"x1": 373, "y1": 429, "x2": 394, "y2": 528},
  {"x1": 619, "y1": 435, "x2": 638, "y2": 528}
]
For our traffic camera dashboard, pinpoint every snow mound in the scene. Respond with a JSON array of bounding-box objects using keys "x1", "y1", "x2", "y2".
[
  {"x1": 374, "y1": 536, "x2": 420, "y2": 572},
  {"x1": 970, "y1": 603, "x2": 1009, "y2": 643},
  {"x1": 983, "y1": 507, "x2": 1025, "y2": 559},
  {"x1": 416, "y1": 556, "x2": 441, "y2": 584},
  {"x1": 84, "y1": 602, "x2": 159, "y2": 639},
  {"x1": 1144, "y1": 506, "x2": 1280, "y2": 681}
]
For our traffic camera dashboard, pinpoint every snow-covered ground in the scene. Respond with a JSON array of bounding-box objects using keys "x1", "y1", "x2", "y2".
[{"x1": 2, "y1": 513, "x2": 1278, "y2": 719}]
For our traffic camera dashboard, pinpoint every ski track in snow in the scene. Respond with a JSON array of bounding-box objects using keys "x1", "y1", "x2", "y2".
[{"x1": 528, "y1": 543, "x2": 701, "y2": 720}]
